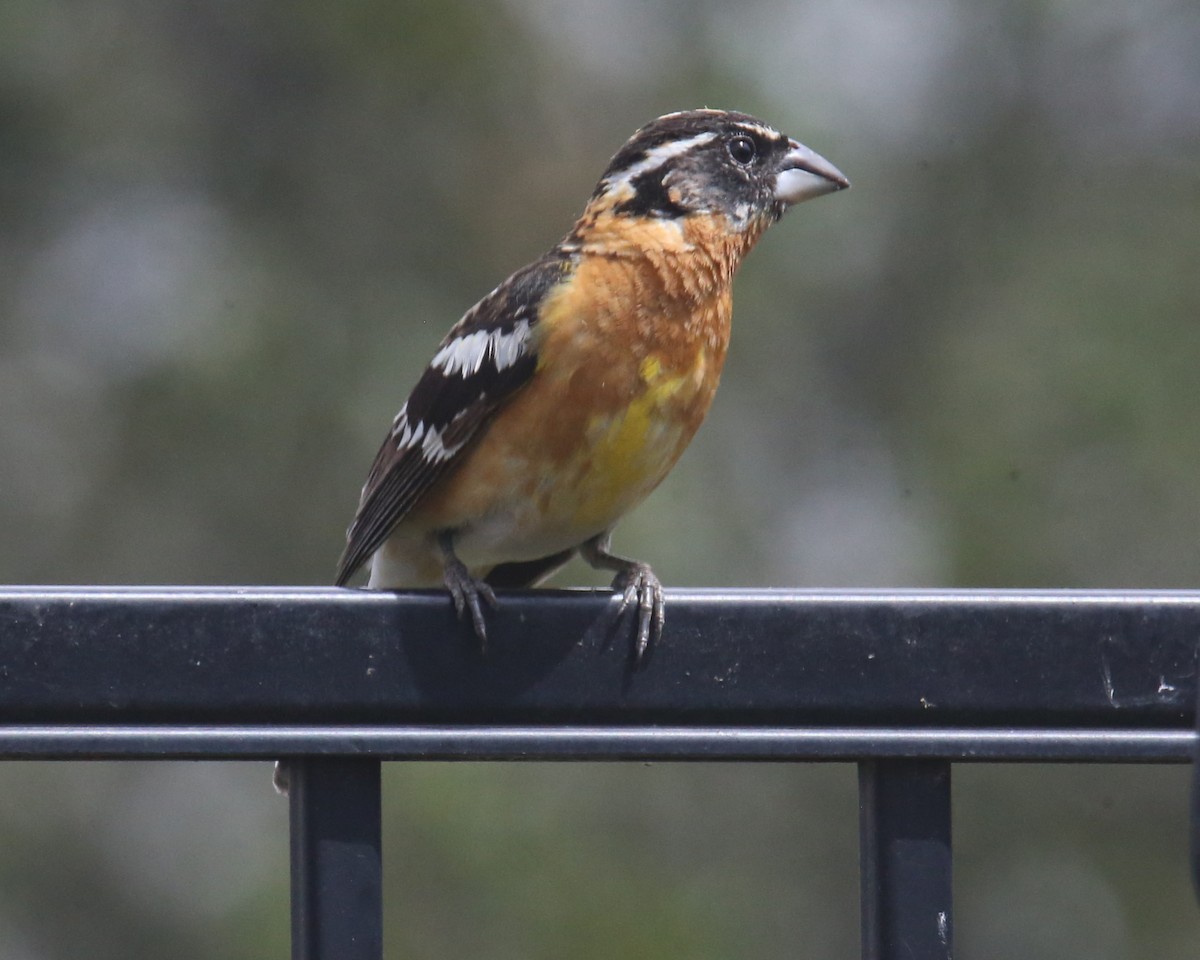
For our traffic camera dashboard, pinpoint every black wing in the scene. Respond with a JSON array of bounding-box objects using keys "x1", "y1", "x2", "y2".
[{"x1": 334, "y1": 254, "x2": 573, "y2": 585}]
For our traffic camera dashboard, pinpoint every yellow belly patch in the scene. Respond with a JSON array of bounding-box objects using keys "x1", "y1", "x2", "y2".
[{"x1": 567, "y1": 356, "x2": 697, "y2": 531}]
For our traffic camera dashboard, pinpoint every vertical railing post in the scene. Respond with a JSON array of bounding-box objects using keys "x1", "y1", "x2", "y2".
[
  {"x1": 289, "y1": 758, "x2": 383, "y2": 960},
  {"x1": 1191, "y1": 666, "x2": 1200, "y2": 903},
  {"x1": 859, "y1": 759, "x2": 953, "y2": 960}
]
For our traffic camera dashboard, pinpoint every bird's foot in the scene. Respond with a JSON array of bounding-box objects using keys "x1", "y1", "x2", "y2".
[
  {"x1": 581, "y1": 532, "x2": 666, "y2": 663},
  {"x1": 442, "y1": 552, "x2": 498, "y2": 650},
  {"x1": 608, "y1": 561, "x2": 665, "y2": 663}
]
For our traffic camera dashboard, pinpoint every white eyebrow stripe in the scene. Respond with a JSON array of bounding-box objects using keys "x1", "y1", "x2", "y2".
[
  {"x1": 430, "y1": 319, "x2": 532, "y2": 378},
  {"x1": 606, "y1": 131, "x2": 719, "y2": 187},
  {"x1": 734, "y1": 122, "x2": 780, "y2": 142}
]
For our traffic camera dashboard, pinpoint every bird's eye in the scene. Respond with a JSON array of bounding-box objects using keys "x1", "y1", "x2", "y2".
[{"x1": 727, "y1": 135, "x2": 757, "y2": 166}]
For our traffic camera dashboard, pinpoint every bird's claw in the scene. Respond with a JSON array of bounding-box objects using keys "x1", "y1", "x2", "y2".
[
  {"x1": 610, "y1": 562, "x2": 665, "y2": 663},
  {"x1": 443, "y1": 557, "x2": 498, "y2": 649}
]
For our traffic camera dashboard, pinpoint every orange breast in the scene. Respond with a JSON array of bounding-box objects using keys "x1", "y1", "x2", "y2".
[
  {"x1": 414, "y1": 247, "x2": 734, "y2": 563},
  {"x1": 409, "y1": 202, "x2": 773, "y2": 570}
]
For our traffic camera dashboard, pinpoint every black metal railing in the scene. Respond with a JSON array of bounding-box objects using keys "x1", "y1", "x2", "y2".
[{"x1": 1, "y1": 586, "x2": 1197, "y2": 959}]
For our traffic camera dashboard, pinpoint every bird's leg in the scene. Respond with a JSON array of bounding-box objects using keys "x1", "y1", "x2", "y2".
[
  {"x1": 580, "y1": 531, "x2": 665, "y2": 662},
  {"x1": 437, "y1": 531, "x2": 497, "y2": 649}
]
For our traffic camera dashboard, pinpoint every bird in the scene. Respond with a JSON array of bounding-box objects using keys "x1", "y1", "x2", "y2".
[{"x1": 334, "y1": 108, "x2": 849, "y2": 659}]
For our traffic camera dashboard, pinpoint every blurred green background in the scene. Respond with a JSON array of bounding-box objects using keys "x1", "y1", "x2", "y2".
[{"x1": 2, "y1": 0, "x2": 1198, "y2": 957}]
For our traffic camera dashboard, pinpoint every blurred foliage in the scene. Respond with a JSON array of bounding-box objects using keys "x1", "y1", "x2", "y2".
[{"x1": 2, "y1": 0, "x2": 1199, "y2": 957}]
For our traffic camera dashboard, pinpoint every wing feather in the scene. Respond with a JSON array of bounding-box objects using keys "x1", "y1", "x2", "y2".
[{"x1": 334, "y1": 254, "x2": 573, "y2": 585}]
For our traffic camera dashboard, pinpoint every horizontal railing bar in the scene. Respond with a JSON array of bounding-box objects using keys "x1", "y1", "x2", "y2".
[
  {"x1": 0, "y1": 725, "x2": 1192, "y2": 762},
  {"x1": 1, "y1": 587, "x2": 1197, "y2": 728}
]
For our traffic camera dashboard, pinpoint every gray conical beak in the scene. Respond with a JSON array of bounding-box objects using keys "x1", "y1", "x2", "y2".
[{"x1": 774, "y1": 139, "x2": 850, "y2": 205}]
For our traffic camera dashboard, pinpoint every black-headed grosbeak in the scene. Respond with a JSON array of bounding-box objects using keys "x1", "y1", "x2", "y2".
[{"x1": 335, "y1": 109, "x2": 849, "y2": 658}]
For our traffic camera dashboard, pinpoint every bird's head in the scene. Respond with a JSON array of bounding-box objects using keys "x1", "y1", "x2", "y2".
[{"x1": 586, "y1": 109, "x2": 849, "y2": 233}]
